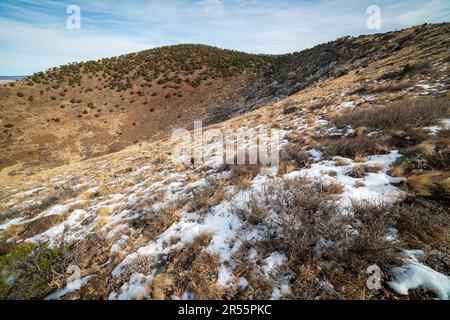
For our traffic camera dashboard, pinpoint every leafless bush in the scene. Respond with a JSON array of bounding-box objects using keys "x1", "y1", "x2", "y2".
[
  {"x1": 2, "y1": 241, "x2": 77, "y2": 299},
  {"x1": 348, "y1": 164, "x2": 383, "y2": 178},
  {"x1": 237, "y1": 179, "x2": 405, "y2": 299},
  {"x1": 280, "y1": 143, "x2": 310, "y2": 168},
  {"x1": 320, "y1": 136, "x2": 390, "y2": 159},
  {"x1": 333, "y1": 97, "x2": 449, "y2": 130}
]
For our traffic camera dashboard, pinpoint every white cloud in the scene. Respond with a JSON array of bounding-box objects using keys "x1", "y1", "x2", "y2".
[{"x1": 0, "y1": 18, "x2": 159, "y2": 74}]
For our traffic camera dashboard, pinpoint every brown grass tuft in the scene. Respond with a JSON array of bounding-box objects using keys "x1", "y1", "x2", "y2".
[
  {"x1": 320, "y1": 136, "x2": 389, "y2": 159},
  {"x1": 333, "y1": 97, "x2": 449, "y2": 130}
]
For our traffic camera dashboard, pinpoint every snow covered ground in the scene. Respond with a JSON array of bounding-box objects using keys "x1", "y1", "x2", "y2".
[{"x1": 1, "y1": 92, "x2": 449, "y2": 300}]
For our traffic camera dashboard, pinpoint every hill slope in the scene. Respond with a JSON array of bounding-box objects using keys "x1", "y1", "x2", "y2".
[
  {"x1": 0, "y1": 23, "x2": 449, "y2": 300},
  {"x1": 1, "y1": 23, "x2": 449, "y2": 176},
  {"x1": 0, "y1": 45, "x2": 272, "y2": 173}
]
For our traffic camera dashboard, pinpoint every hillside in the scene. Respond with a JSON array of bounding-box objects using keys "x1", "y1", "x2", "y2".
[
  {"x1": 0, "y1": 45, "x2": 272, "y2": 174},
  {"x1": 0, "y1": 23, "x2": 449, "y2": 300},
  {"x1": 2, "y1": 23, "x2": 449, "y2": 177}
]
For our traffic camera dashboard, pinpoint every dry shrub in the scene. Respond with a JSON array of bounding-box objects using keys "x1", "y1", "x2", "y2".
[
  {"x1": 237, "y1": 179, "x2": 404, "y2": 299},
  {"x1": 148, "y1": 233, "x2": 228, "y2": 300},
  {"x1": 280, "y1": 143, "x2": 310, "y2": 168},
  {"x1": 349, "y1": 164, "x2": 383, "y2": 178},
  {"x1": 187, "y1": 179, "x2": 229, "y2": 213},
  {"x1": 320, "y1": 136, "x2": 389, "y2": 159},
  {"x1": 228, "y1": 164, "x2": 262, "y2": 189},
  {"x1": 333, "y1": 97, "x2": 449, "y2": 130},
  {"x1": 131, "y1": 204, "x2": 179, "y2": 242}
]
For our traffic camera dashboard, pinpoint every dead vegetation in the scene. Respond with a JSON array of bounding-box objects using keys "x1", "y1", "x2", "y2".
[
  {"x1": 333, "y1": 97, "x2": 448, "y2": 130},
  {"x1": 320, "y1": 136, "x2": 390, "y2": 159},
  {"x1": 280, "y1": 143, "x2": 311, "y2": 169},
  {"x1": 349, "y1": 164, "x2": 383, "y2": 178},
  {"x1": 232, "y1": 178, "x2": 410, "y2": 299},
  {"x1": 131, "y1": 203, "x2": 181, "y2": 242},
  {"x1": 0, "y1": 241, "x2": 76, "y2": 299},
  {"x1": 118, "y1": 232, "x2": 227, "y2": 300}
]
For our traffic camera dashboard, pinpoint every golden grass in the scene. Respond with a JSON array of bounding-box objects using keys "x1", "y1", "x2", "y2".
[
  {"x1": 335, "y1": 158, "x2": 350, "y2": 166},
  {"x1": 388, "y1": 165, "x2": 406, "y2": 177},
  {"x1": 406, "y1": 172, "x2": 439, "y2": 197},
  {"x1": 354, "y1": 152, "x2": 367, "y2": 163},
  {"x1": 349, "y1": 164, "x2": 383, "y2": 178},
  {"x1": 355, "y1": 126, "x2": 370, "y2": 137}
]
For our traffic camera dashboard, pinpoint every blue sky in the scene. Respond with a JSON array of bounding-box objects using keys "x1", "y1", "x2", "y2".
[{"x1": 0, "y1": 0, "x2": 448, "y2": 75}]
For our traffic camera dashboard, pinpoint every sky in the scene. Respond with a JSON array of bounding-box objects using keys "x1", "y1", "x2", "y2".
[{"x1": 0, "y1": 0, "x2": 448, "y2": 75}]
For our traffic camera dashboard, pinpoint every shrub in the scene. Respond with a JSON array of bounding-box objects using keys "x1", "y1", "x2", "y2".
[
  {"x1": 282, "y1": 101, "x2": 298, "y2": 115},
  {"x1": 348, "y1": 164, "x2": 383, "y2": 178},
  {"x1": 280, "y1": 144, "x2": 310, "y2": 168},
  {"x1": 238, "y1": 180, "x2": 403, "y2": 299},
  {"x1": 333, "y1": 97, "x2": 449, "y2": 130},
  {"x1": 320, "y1": 136, "x2": 389, "y2": 159},
  {"x1": 0, "y1": 242, "x2": 76, "y2": 299},
  {"x1": 227, "y1": 164, "x2": 262, "y2": 189}
]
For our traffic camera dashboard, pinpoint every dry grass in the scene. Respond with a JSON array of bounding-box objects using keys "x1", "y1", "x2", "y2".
[
  {"x1": 228, "y1": 164, "x2": 262, "y2": 189},
  {"x1": 232, "y1": 178, "x2": 405, "y2": 299},
  {"x1": 349, "y1": 164, "x2": 383, "y2": 178},
  {"x1": 393, "y1": 201, "x2": 449, "y2": 253},
  {"x1": 147, "y1": 233, "x2": 228, "y2": 300},
  {"x1": 320, "y1": 136, "x2": 390, "y2": 159},
  {"x1": 333, "y1": 97, "x2": 449, "y2": 130},
  {"x1": 280, "y1": 143, "x2": 310, "y2": 168}
]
